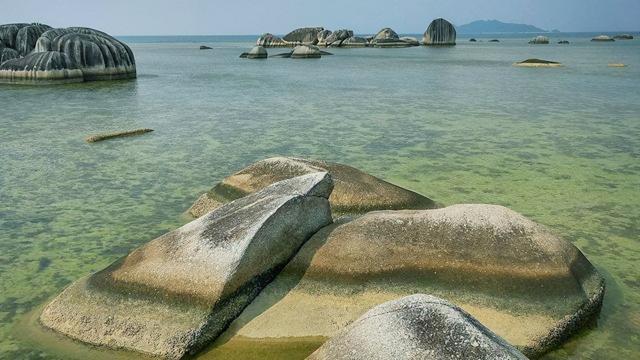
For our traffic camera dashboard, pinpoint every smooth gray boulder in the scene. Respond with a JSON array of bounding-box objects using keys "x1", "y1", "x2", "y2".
[
  {"x1": 256, "y1": 33, "x2": 288, "y2": 47},
  {"x1": 529, "y1": 36, "x2": 550, "y2": 44},
  {"x1": 240, "y1": 46, "x2": 268, "y2": 59},
  {"x1": 187, "y1": 157, "x2": 436, "y2": 218},
  {"x1": 341, "y1": 36, "x2": 369, "y2": 48},
  {"x1": 283, "y1": 27, "x2": 324, "y2": 45},
  {"x1": 400, "y1": 36, "x2": 420, "y2": 46},
  {"x1": 308, "y1": 295, "x2": 528, "y2": 360},
  {"x1": 40, "y1": 173, "x2": 334, "y2": 359},
  {"x1": 592, "y1": 35, "x2": 615, "y2": 42},
  {"x1": 372, "y1": 27, "x2": 399, "y2": 41},
  {"x1": 423, "y1": 18, "x2": 457, "y2": 46},
  {"x1": 15, "y1": 23, "x2": 51, "y2": 55},
  {"x1": 370, "y1": 29, "x2": 412, "y2": 48},
  {"x1": 0, "y1": 51, "x2": 84, "y2": 83},
  {"x1": 291, "y1": 45, "x2": 322, "y2": 58}
]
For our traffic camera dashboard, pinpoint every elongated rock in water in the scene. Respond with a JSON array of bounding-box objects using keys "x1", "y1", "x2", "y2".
[
  {"x1": 40, "y1": 173, "x2": 334, "y2": 359},
  {"x1": 187, "y1": 157, "x2": 437, "y2": 217},
  {"x1": 309, "y1": 295, "x2": 528, "y2": 360},
  {"x1": 224, "y1": 205, "x2": 604, "y2": 358},
  {"x1": 85, "y1": 128, "x2": 154, "y2": 143},
  {"x1": 514, "y1": 59, "x2": 562, "y2": 68},
  {"x1": 423, "y1": 18, "x2": 457, "y2": 46}
]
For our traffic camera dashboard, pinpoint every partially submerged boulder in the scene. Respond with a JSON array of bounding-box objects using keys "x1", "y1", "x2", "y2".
[
  {"x1": 592, "y1": 35, "x2": 615, "y2": 42},
  {"x1": 309, "y1": 295, "x2": 528, "y2": 360},
  {"x1": 0, "y1": 45, "x2": 19, "y2": 64},
  {"x1": 400, "y1": 36, "x2": 420, "y2": 46},
  {"x1": 240, "y1": 46, "x2": 268, "y2": 59},
  {"x1": 370, "y1": 27, "x2": 411, "y2": 47},
  {"x1": 224, "y1": 205, "x2": 604, "y2": 358},
  {"x1": 514, "y1": 59, "x2": 562, "y2": 68},
  {"x1": 613, "y1": 34, "x2": 633, "y2": 40},
  {"x1": 291, "y1": 45, "x2": 322, "y2": 58},
  {"x1": 422, "y1": 18, "x2": 457, "y2": 46},
  {"x1": 340, "y1": 36, "x2": 369, "y2": 48},
  {"x1": 85, "y1": 128, "x2": 154, "y2": 143},
  {"x1": 0, "y1": 24, "x2": 136, "y2": 83},
  {"x1": 256, "y1": 33, "x2": 288, "y2": 47},
  {"x1": 558, "y1": 40, "x2": 570, "y2": 44},
  {"x1": 40, "y1": 173, "x2": 334, "y2": 359},
  {"x1": 323, "y1": 29, "x2": 354, "y2": 47},
  {"x1": 283, "y1": 27, "x2": 324, "y2": 45},
  {"x1": 187, "y1": 157, "x2": 436, "y2": 218},
  {"x1": 529, "y1": 36, "x2": 549, "y2": 44},
  {"x1": 199, "y1": 45, "x2": 212, "y2": 50}
]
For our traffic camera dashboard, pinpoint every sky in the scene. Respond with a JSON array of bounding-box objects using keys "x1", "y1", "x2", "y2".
[{"x1": 1, "y1": 0, "x2": 638, "y2": 35}]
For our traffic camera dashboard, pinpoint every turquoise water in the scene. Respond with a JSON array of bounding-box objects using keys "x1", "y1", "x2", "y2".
[{"x1": 1, "y1": 33, "x2": 639, "y2": 359}]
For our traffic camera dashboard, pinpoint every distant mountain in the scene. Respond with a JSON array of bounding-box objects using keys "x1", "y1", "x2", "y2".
[{"x1": 457, "y1": 20, "x2": 548, "y2": 34}]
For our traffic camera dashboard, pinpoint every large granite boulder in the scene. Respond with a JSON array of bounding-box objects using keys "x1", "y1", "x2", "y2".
[
  {"x1": 400, "y1": 36, "x2": 420, "y2": 46},
  {"x1": 283, "y1": 27, "x2": 324, "y2": 45},
  {"x1": 316, "y1": 29, "x2": 332, "y2": 46},
  {"x1": 15, "y1": 23, "x2": 51, "y2": 55},
  {"x1": 40, "y1": 173, "x2": 334, "y2": 359},
  {"x1": 341, "y1": 36, "x2": 369, "y2": 48},
  {"x1": 324, "y1": 29, "x2": 354, "y2": 47},
  {"x1": 613, "y1": 34, "x2": 633, "y2": 40},
  {"x1": 0, "y1": 51, "x2": 84, "y2": 83},
  {"x1": 309, "y1": 295, "x2": 527, "y2": 360},
  {"x1": 240, "y1": 46, "x2": 268, "y2": 59},
  {"x1": 592, "y1": 35, "x2": 615, "y2": 42},
  {"x1": 291, "y1": 44, "x2": 322, "y2": 58},
  {"x1": 0, "y1": 23, "x2": 30, "y2": 49},
  {"x1": 223, "y1": 205, "x2": 604, "y2": 358},
  {"x1": 0, "y1": 45, "x2": 19, "y2": 64},
  {"x1": 256, "y1": 33, "x2": 289, "y2": 47},
  {"x1": 0, "y1": 24, "x2": 136, "y2": 83},
  {"x1": 423, "y1": 18, "x2": 457, "y2": 46},
  {"x1": 529, "y1": 36, "x2": 550, "y2": 44},
  {"x1": 188, "y1": 157, "x2": 437, "y2": 218},
  {"x1": 372, "y1": 27, "x2": 400, "y2": 42}
]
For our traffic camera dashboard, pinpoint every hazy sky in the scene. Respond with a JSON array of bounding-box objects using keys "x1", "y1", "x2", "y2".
[{"x1": 1, "y1": 0, "x2": 638, "y2": 35}]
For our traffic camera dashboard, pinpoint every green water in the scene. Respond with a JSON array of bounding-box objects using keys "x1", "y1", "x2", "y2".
[{"x1": 0, "y1": 34, "x2": 639, "y2": 359}]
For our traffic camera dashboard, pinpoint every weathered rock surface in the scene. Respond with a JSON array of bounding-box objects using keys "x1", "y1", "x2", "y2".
[
  {"x1": 283, "y1": 27, "x2": 324, "y2": 45},
  {"x1": 0, "y1": 45, "x2": 19, "y2": 64},
  {"x1": 188, "y1": 157, "x2": 436, "y2": 218},
  {"x1": 291, "y1": 45, "x2": 322, "y2": 58},
  {"x1": 613, "y1": 34, "x2": 633, "y2": 40},
  {"x1": 0, "y1": 51, "x2": 84, "y2": 83},
  {"x1": 340, "y1": 36, "x2": 369, "y2": 48},
  {"x1": 222, "y1": 205, "x2": 604, "y2": 358},
  {"x1": 514, "y1": 59, "x2": 562, "y2": 68},
  {"x1": 0, "y1": 24, "x2": 136, "y2": 83},
  {"x1": 40, "y1": 173, "x2": 334, "y2": 359},
  {"x1": 240, "y1": 46, "x2": 268, "y2": 59},
  {"x1": 309, "y1": 295, "x2": 528, "y2": 360},
  {"x1": 316, "y1": 30, "x2": 332, "y2": 46},
  {"x1": 324, "y1": 29, "x2": 354, "y2": 47},
  {"x1": 592, "y1": 35, "x2": 615, "y2": 42},
  {"x1": 423, "y1": 18, "x2": 457, "y2": 46},
  {"x1": 529, "y1": 36, "x2": 549, "y2": 44},
  {"x1": 256, "y1": 33, "x2": 288, "y2": 47},
  {"x1": 85, "y1": 128, "x2": 154, "y2": 143},
  {"x1": 400, "y1": 36, "x2": 420, "y2": 46},
  {"x1": 370, "y1": 28, "x2": 407, "y2": 47}
]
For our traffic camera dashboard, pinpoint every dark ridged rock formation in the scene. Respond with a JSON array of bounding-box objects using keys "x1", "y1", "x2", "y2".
[
  {"x1": 0, "y1": 46, "x2": 19, "y2": 64},
  {"x1": 423, "y1": 18, "x2": 456, "y2": 46},
  {"x1": 15, "y1": 23, "x2": 51, "y2": 55},
  {"x1": 0, "y1": 51, "x2": 83, "y2": 83},
  {"x1": 0, "y1": 24, "x2": 136, "y2": 83},
  {"x1": 282, "y1": 27, "x2": 324, "y2": 45},
  {"x1": 256, "y1": 33, "x2": 288, "y2": 47},
  {"x1": 324, "y1": 29, "x2": 354, "y2": 47},
  {"x1": 316, "y1": 29, "x2": 332, "y2": 46}
]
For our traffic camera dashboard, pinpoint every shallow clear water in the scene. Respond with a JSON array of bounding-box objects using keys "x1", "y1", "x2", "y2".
[{"x1": 0, "y1": 33, "x2": 639, "y2": 359}]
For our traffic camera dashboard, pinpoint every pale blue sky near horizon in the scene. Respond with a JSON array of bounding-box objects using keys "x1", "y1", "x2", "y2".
[{"x1": 1, "y1": 0, "x2": 638, "y2": 35}]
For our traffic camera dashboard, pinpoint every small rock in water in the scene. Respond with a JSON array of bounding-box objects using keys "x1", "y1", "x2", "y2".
[
  {"x1": 469, "y1": 38, "x2": 477, "y2": 42},
  {"x1": 608, "y1": 63, "x2": 627, "y2": 67},
  {"x1": 613, "y1": 34, "x2": 633, "y2": 40},
  {"x1": 558, "y1": 40, "x2": 570, "y2": 44},
  {"x1": 199, "y1": 45, "x2": 212, "y2": 50},
  {"x1": 529, "y1": 35, "x2": 550, "y2": 44},
  {"x1": 592, "y1": 35, "x2": 615, "y2": 42},
  {"x1": 240, "y1": 45, "x2": 268, "y2": 59},
  {"x1": 514, "y1": 58, "x2": 562, "y2": 67},
  {"x1": 489, "y1": 39, "x2": 500, "y2": 42},
  {"x1": 85, "y1": 128, "x2": 154, "y2": 143}
]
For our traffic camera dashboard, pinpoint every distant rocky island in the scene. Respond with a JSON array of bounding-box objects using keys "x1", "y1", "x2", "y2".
[{"x1": 458, "y1": 19, "x2": 548, "y2": 34}]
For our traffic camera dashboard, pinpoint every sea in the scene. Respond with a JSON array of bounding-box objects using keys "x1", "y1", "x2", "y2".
[{"x1": 0, "y1": 32, "x2": 638, "y2": 359}]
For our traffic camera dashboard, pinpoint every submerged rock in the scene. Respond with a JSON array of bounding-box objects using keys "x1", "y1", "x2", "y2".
[
  {"x1": 529, "y1": 36, "x2": 550, "y2": 44},
  {"x1": 558, "y1": 40, "x2": 570, "y2": 44},
  {"x1": 514, "y1": 58, "x2": 562, "y2": 67},
  {"x1": 256, "y1": 33, "x2": 288, "y2": 47},
  {"x1": 613, "y1": 34, "x2": 633, "y2": 40},
  {"x1": 240, "y1": 46, "x2": 268, "y2": 59},
  {"x1": 309, "y1": 295, "x2": 528, "y2": 360},
  {"x1": 0, "y1": 24, "x2": 136, "y2": 83},
  {"x1": 423, "y1": 18, "x2": 457, "y2": 46},
  {"x1": 40, "y1": 173, "x2": 334, "y2": 359},
  {"x1": 187, "y1": 157, "x2": 436, "y2": 218},
  {"x1": 489, "y1": 39, "x2": 500, "y2": 42},
  {"x1": 199, "y1": 45, "x2": 212, "y2": 50},
  {"x1": 225, "y1": 205, "x2": 604, "y2": 358},
  {"x1": 592, "y1": 35, "x2": 615, "y2": 42},
  {"x1": 283, "y1": 27, "x2": 324, "y2": 45},
  {"x1": 469, "y1": 38, "x2": 477, "y2": 42},
  {"x1": 85, "y1": 128, "x2": 154, "y2": 143}
]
